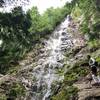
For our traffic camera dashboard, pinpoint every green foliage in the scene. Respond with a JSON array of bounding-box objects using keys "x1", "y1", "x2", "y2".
[
  {"x1": 72, "y1": 0, "x2": 100, "y2": 41},
  {"x1": 40, "y1": 7, "x2": 64, "y2": 31},
  {"x1": 28, "y1": 2, "x2": 74, "y2": 35},
  {"x1": 0, "y1": 7, "x2": 32, "y2": 73},
  {"x1": 80, "y1": 21, "x2": 90, "y2": 34},
  {"x1": 28, "y1": 7, "x2": 40, "y2": 33}
]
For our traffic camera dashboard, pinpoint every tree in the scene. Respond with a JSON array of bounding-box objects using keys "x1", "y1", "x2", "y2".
[
  {"x1": 28, "y1": 7, "x2": 40, "y2": 33},
  {"x1": 0, "y1": 0, "x2": 4, "y2": 7},
  {"x1": 0, "y1": 6, "x2": 32, "y2": 73},
  {"x1": 0, "y1": 0, "x2": 29, "y2": 7}
]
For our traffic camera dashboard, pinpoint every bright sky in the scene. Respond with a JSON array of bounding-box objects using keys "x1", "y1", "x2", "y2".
[
  {"x1": 0, "y1": 0, "x2": 72, "y2": 14},
  {"x1": 25, "y1": 0, "x2": 72, "y2": 14}
]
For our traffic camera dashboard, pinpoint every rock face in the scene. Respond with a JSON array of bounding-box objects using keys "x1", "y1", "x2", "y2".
[
  {"x1": 74, "y1": 77, "x2": 100, "y2": 100},
  {"x1": 79, "y1": 88, "x2": 100, "y2": 100}
]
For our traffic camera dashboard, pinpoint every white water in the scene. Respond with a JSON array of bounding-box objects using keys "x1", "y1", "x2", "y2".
[{"x1": 32, "y1": 16, "x2": 73, "y2": 100}]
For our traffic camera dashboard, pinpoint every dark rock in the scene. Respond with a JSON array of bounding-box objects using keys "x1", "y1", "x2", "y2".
[
  {"x1": 62, "y1": 32, "x2": 66, "y2": 36},
  {"x1": 32, "y1": 85, "x2": 37, "y2": 92},
  {"x1": 85, "y1": 96, "x2": 100, "y2": 100},
  {"x1": 7, "y1": 98, "x2": 14, "y2": 100},
  {"x1": 45, "y1": 95, "x2": 51, "y2": 100}
]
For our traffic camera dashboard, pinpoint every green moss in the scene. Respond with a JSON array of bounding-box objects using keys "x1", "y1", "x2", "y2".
[
  {"x1": 8, "y1": 83, "x2": 25, "y2": 98},
  {"x1": 56, "y1": 68, "x2": 64, "y2": 76},
  {"x1": 0, "y1": 80, "x2": 26, "y2": 100},
  {"x1": 96, "y1": 57, "x2": 100, "y2": 62},
  {"x1": 64, "y1": 65, "x2": 88, "y2": 85},
  {"x1": 7, "y1": 66, "x2": 19, "y2": 75},
  {"x1": 51, "y1": 86, "x2": 78, "y2": 100},
  {"x1": 88, "y1": 39, "x2": 100, "y2": 50}
]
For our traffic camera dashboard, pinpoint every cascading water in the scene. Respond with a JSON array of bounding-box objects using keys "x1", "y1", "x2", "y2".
[{"x1": 32, "y1": 16, "x2": 74, "y2": 100}]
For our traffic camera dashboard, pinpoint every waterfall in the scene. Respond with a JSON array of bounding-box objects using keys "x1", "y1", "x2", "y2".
[{"x1": 32, "y1": 16, "x2": 73, "y2": 100}]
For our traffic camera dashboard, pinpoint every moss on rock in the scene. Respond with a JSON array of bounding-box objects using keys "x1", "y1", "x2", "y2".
[
  {"x1": 0, "y1": 76, "x2": 26, "y2": 100},
  {"x1": 51, "y1": 86, "x2": 78, "y2": 100}
]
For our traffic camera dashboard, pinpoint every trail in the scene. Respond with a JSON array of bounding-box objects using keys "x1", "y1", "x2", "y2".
[{"x1": 74, "y1": 74, "x2": 100, "y2": 100}]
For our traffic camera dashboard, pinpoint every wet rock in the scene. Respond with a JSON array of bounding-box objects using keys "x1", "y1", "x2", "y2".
[
  {"x1": 45, "y1": 95, "x2": 51, "y2": 100},
  {"x1": 7, "y1": 97, "x2": 15, "y2": 100},
  {"x1": 0, "y1": 74, "x2": 3, "y2": 77},
  {"x1": 39, "y1": 49, "x2": 45, "y2": 54},
  {"x1": 32, "y1": 85, "x2": 38, "y2": 92},
  {"x1": 85, "y1": 96, "x2": 100, "y2": 100},
  {"x1": 38, "y1": 82, "x2": 47, "y2": 92},
  {"x1": 62, "y1": 32, "x2": 66, "y2": 36}
]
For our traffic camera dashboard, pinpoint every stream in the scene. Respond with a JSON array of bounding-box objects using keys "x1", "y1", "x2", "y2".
[{"x1": 32, "y1": 16, "x2": 74, "y2": 100}]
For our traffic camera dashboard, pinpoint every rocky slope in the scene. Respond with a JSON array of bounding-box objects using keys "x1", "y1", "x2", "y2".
[{"x1": 0, "y1": 16, "x2": 86, "y2": 100}]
